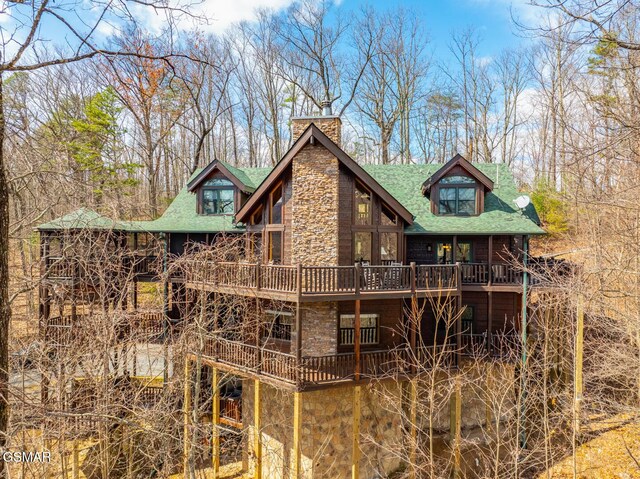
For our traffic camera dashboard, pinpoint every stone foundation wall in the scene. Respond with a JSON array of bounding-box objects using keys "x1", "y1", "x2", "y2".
[
  {"x1": 242, "y1": 362, "x2": 516, "y2": 479},
  {"x1": 243, "y1": 381, "x2": 403, "y2": 479}
]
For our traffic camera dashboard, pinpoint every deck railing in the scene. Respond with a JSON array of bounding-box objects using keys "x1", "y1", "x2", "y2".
[
  {"x1": 204, "y1": 336, "x2": 455, "y2": 387},
  {"x1": 187, "y1": 262, "x2": 460, "y2": 296},
  {"x1": 42, "y1": 311, "x2": 170, "y2": 346},
  {"x1": 45, "y1": 254, "x2": 160, "y2": 280},
  {"x1": 220, "y1": 396, "x2": 242, "y2": 427},
  {"x1": 460, "y1": 332, "x2": 520, "y2": 359}
]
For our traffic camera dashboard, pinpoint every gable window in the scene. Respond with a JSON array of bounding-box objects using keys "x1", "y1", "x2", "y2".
[
  {"x1": 339, "y1": 314, "x2": 379, "y2": 345},
  {"x1": 355, "y1": 183, "x2": 372, "y2": 225},
  {"x1": 438, "y1": 186, "x2": 476, "y2": 216},
  {"x1": 201, "y1": 178, "x2": 234, "y2": 215},
  {"x1": 264, "y1": 310, "x2": 293, "y2": 341},
  {"x1": 381, "y1": 204, "x2": 397, "y2": 226},
  {"x1": 270, "y1": 183, "x2": 283, "y2": 224}
]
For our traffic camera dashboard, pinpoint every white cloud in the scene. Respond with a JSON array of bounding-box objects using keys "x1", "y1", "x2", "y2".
[{"x1": 176, "y1": 0, "x2": 297, "y2": 33}]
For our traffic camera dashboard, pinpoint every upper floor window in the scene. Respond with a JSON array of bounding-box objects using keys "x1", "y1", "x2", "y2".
[
  {"x1": 270, "y1": 183, "x2": 283, "y2": 224},
  {"x1": 355, "y1": 183, "x2": 372, "y2": 225},
  {"x1": 438, "y1": 186, "x2": 476, "y2": 216},
  {"x1": 202, "y1": 178, "x2": 234, "y2": 215}
]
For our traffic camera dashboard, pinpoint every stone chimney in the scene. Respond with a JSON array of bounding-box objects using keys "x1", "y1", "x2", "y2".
[{"x1": 291, "y1": 101, "x2": 342, "y2": 145}]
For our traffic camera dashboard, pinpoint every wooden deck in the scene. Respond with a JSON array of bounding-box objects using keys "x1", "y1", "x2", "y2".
[
  {"x1": 43, "y1": 254, "x2": 161, "y2": 282},
  {"x1": 185, "y1": 262, "x2": 461, "y2": 301},
  {"x1": 199, "y1": 335, "x2": 519, "y2": 390}
]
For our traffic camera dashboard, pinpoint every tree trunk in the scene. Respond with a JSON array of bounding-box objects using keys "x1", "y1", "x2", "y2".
[{"x1": 0, "y1": 72, "x2": 10, "y2": 478}]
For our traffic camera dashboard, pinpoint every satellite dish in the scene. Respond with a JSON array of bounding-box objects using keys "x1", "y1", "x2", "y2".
[{"x1": 514, "y1": 195, "x2": 531, "y2": 209}]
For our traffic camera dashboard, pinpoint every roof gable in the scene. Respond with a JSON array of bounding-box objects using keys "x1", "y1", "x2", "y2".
[
  {"x1": 187, "y1": 159, "x2": 255, "y2": 193},
  {"x1": 422, "y1": 154, "x2": 494, "y2": 196},
  {"x1": 235, "y1": 123, "x2": 414, "y2": 225}
]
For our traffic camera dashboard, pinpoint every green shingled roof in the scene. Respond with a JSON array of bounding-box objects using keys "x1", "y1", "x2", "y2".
[
  {"x1": 136, "y1": 166, "x2": 271, "y2": 233},
  {"x1": 37, "y1": 208, "x2": 142, "y2": 231},
  {"x1": 362, "y1": 163, "x2": 543, "y2": 235},
  {"x1": 38, "y1": 161, "x2": 543, "y2": 236}
]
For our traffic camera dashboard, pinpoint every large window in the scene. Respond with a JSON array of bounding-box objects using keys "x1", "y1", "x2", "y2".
[
  {"x1": 355, "y1": 183, "x2": 372, "y2": 225},
  {"x1": 268, "y1": 231, "x2": 283, "y2": 264},
  {"x1": 380, "y1": 232, "x2": 398, "y2": 262},
  {"x1": 437, "y1": 241, "x2": 472, "y2": 264},
  {"x1": 339, "y1": 314, "x2": 379, "y2": 345},
  {"x1": 201, "y1": 178, "x2": 234, "y2": 215},
  {"x1": 354, "y1": 232, "x2": 372, "y2": 263}
]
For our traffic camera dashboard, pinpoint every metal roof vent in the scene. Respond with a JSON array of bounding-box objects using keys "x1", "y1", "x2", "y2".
[{"x1": 321, "y1": 100, "x2": 332, "y2": 116}]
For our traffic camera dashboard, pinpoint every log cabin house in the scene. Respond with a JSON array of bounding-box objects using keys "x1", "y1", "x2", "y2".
[{"x1": 37, "y1": 112, "x2": 545, "y2": 478}]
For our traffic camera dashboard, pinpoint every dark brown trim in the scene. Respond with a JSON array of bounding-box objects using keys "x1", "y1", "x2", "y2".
[
  {"x1": 422, "y1": 154, "x2": 494, "y2": 196},
  {"x1": 187, "y1": 160, "x2": 254, "y2": 193},
  {"x1": 236, "y1": 124, "x2": 414, "y2": 225}
]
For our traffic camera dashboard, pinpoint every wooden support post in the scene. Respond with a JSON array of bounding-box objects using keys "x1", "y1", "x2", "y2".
[
  {"x1": 295, "y1": 263, "x2": 303, "y2": 386},
  {"x1": 293, "y1": 391, "x2": 302, "y2": 479},
  {"x1": 72, "y1": 439, "x2": 79, "y2": 479},
  {"x1": 574, "y1": 295, "x2": 584, "y2": 434},
  {"x1": 212, "y1": 367, "x2": 220, "y2": 479},
  {"x1": 254, "y1": 380, "x2": 262, "y2": 479},
  {"x1": 455, "y1": 263, "x2": 462, "y2": 367},
  {"x1": 352, "y1": 385, "x2": 361, "y2": 479},
  {"x1": 409, "y1": 379, "x2": 418, "y2": 479},
  {"x1": 488, "y1": 235, "x2": 493, "y2": 286},
  {"x1": 450, "y1": 378, "x2": 462, "y2": 479},
  {"x1": 354, "y1": 299, "x2": 361, "y2": 381},
  {"x1": 183, "y1": 359, "x2": 192, "y2": 479},
  {"x1": 487, "y1": 291, "x2": 493, "y2": 356}
]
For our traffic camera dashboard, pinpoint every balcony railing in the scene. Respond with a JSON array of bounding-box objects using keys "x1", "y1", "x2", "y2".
[
  {"x1": 41, "y1": 311, "x2": 173, "y2": 346},
  {"x1": 44, "y1": 254, "x2": 161, "y2": 280},
  {"x1": 203, "y1": 336, "x2": 455, "y2": 387},
  {"x1": 186, "y1": 262, "x2": 459, "y2": 299}
]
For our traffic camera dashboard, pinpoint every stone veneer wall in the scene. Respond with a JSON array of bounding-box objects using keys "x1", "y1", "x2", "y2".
[
  {"x1": 291, "y1": 116, "x2": 342, "y2": 145},
  {"x1": 243, "y1": 380, "x2": 403, "y2": 479},
  {"x1": 290, "y1": 142, "x2": 339, "y2": 267},
  {"x1": 299, "y1": 302, "x2": 338, "y2": 356}
]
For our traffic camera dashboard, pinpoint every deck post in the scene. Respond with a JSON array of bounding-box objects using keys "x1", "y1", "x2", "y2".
[
  {"x1": 487, "y1": 291, "x2": 493, "y2": 356},
  {"x1": 354, "y1": 299, "x2": 361, "y2": 381},
  {"x1": 295, "y1": 264, "x2": 303, "y2": 373},
  {"x1": 72, "y1": 437, "x2": 79, "y2": 479},
  {"x1": 488, "y1": 235, "x2": 493, "y2": 286},
  {"x1": 409, "y1": 378, "x2": 418, "y2": 479},
  {"x1": 450, "y1": 377, "x2": 462, "y2": 479},
  {"x1": 212, "y1": 367, "x2": 220, "y2": 479},
  {"x1": 485, "y1": 362, "x2": 493, "y2": 433},
  {"x1": 254, "y1": 380, "x2": 262, "y2": 479},
  {"x1": 183, "y1": 359, "x2": 192, "y2": 479},
  {"x1": 455, "y1": 262, "x2": 462, "y2": 367},
  {"x1": 352, "y1": 385, "x2": 361, "y2": 479},
  {"x1": 293, "y1": 391, "x2": 302, "y2": 478}
]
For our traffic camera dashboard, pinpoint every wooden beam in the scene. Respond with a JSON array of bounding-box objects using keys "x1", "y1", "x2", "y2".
[
  {"x1": 450, "y1": 378, "x2": 462, "y2": 479},
  {"x1": 354, "y1": 299, "x2": 361, "y2": 381},
  {"x1": 352, "y1": 385, "x2": 361, "y2": 479},
  {"x1": 296, "y1": 264, "x2": 303, "y2": 367},
  {"x1": 487, "y1": 291, "x2": 493, "y2": 355},
  {"x1": 293, "y1": 391, "x2": 302, "y2": 478},
  {"x1": 212, "y1": 367, "x2": 220, "y2": 479},
  {"x1": 183, "y1": 359, "x2": 192, "y2": 479},
  {"x1": 254, "y1": 380, "x2": 262, "y2": 479},
  {"x1": 72, "y1": 438, "x2": 79, "y2": 479}
]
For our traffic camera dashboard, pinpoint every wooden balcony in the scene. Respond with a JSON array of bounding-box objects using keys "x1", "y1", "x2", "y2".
[
  {"x1": 201, "y1": 336, "x2": 456, "y2": 390},
  {"x1": 41, "y1": 311, "x2": 175, "y2": 347},
  {"x1": 185, "y1": 262, "x2": 459, "y2": 301},
  {"x1": 43, "y1": 254, "x2": 161, "y2": 282}
]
